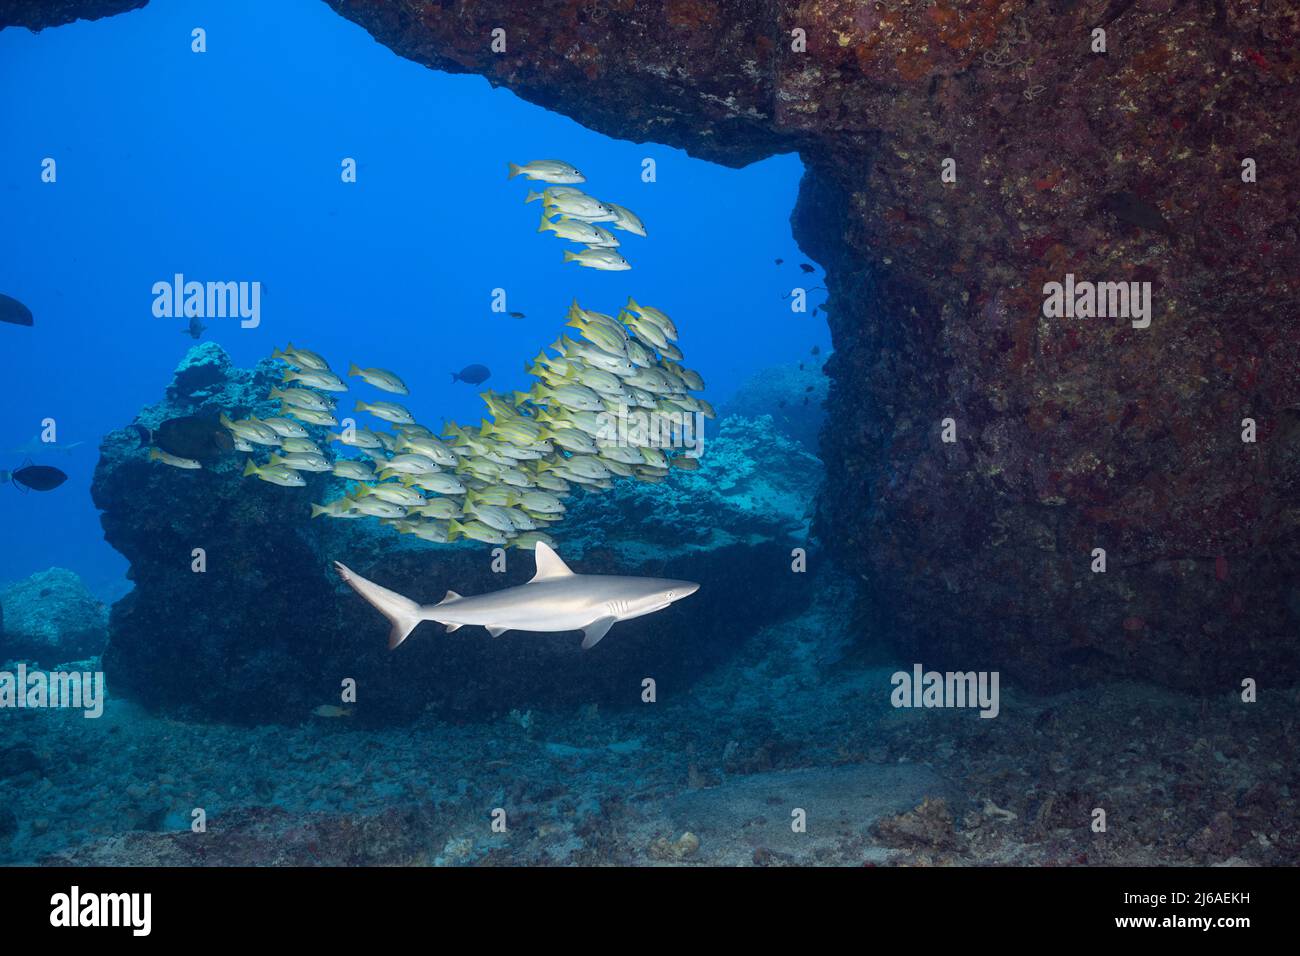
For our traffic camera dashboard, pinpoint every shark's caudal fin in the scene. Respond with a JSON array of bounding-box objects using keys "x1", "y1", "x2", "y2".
[{"x1": 334, "y1": 562, "x2": 425, "y2": 650}]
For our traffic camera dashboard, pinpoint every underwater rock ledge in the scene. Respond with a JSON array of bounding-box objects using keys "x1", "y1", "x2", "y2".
[
  {"x1": 26, "y1": 0, "x2": 1300, "y2": 690},
  {"x1": 0, "y1": 0, "x2": 146, "y2": 32},
  {"x1": 91, "y1": 346, "x2": 818, "y2": 724}
]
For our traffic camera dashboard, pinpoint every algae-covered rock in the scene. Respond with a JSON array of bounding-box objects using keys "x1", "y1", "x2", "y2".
[{"x1": 0, "y1": 568, "x2": 108, "y2": 666}]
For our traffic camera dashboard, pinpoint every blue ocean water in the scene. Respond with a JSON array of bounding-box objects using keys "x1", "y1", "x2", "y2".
[{"x1": 0, "y1": 0, "x2": 825, "y2": 596}]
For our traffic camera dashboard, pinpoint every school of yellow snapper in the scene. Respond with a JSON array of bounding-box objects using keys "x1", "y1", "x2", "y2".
[
  {"x1": 195, "y1": 296, "x2": 712, "y2": 549},
  {"x1": 508, "y1": 159, "x2": 645, "y2": 270},
  {"x1": 150, "y1": 160, "x2": 707, "y2": 547}
]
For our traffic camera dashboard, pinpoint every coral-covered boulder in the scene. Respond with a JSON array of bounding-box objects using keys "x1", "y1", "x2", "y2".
[
  {"x1": 720, "y1": 364, "x2": 829, "y2": 452},
  {"x1": 564, "y1": 414, "x2": 821, "y2": 557},
  {"x1": 0, "y1": 568, "x2": 108, "y2": 667},
  {"x1": 92, "y1": 347, "x2": 818, "y2": 724}
]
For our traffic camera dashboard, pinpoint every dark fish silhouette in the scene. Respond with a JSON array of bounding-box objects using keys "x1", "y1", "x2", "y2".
[
  {"x1": 1, "y1": 463, "x2": 68, "y2": 492},
  {"x1": 811, "y1": 346, "x2": 820, "y2": 356},
  {"x1": 799, "y1": 263, "x2": 815, "y2": 274},
  {"x1": 508, "y1": 311, "x2": 526, "y2": 319},
  {"x1": 774, "y1": 258, "x2": 784, "y2": 266},
  {"x1": 452, "y1": 364, "x2": 491, "y2": 385},
  {"x1": 0, "y1": 293, "x2": 34, "y2": 327},
  {"x1": 182, "y1": 316, "x2": 207, "y2": 339},
  {"x1": 131, "y1": 414, "x2": 234, "y2": 462}
]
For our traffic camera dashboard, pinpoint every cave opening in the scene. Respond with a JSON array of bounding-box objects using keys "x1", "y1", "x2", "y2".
[{"x1": 0, "y1": 0, "x2": 833, "y2": 595}]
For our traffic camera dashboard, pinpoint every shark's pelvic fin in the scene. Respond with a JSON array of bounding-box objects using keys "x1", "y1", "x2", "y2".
[
  {"x1": 439, "y1": 590, "x2": 462, "y2": 603},
  {"x1": 486, "y1": 626, "x2": 509, "y2": 638},
  {"x1": 531, "y1": 541, "x2": 574, "y2": 582},
  {"x1": 581, "y1": 617, "x2": 618, "y2": 650},
  {"x1": 334, "y1": 561, "x2": 423, "y2": 650}
]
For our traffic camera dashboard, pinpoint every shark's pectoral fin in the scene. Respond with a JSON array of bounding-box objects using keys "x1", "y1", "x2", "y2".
[
  {"x1": 581, "y1": 617, "x2": 618, "y2": 650},
  {"x1": 486, "y1": 626, "x2": 509, "y2": 638},
  {"x1": 445, "y1": 623, "x2": 462, "y2": 633}
]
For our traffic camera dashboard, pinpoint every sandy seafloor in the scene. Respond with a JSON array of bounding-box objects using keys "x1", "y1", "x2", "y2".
[{"x1": 2, "y1": 567, "x2": 1294, "y2": 867}]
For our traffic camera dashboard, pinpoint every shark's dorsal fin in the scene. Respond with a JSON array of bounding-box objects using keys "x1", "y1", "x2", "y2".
[
  {"x1": 438, "y1": 590, "x2": 462, "y2": 604},
  {"x1": 581, "y1": 617, "x2": 617, "y2": 650},
  {"x1": 530, "y1": 541, "x2": 574, "y2": 582}
]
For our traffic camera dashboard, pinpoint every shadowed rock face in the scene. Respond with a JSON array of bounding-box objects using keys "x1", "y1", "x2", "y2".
[{"x1": 26, "y1": 1, "x2": 1300, "y2": 690}]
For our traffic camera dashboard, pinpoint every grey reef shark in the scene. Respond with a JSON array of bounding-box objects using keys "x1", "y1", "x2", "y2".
[{"x1": 336, "y1": 542, "x2": 699, "y2": 650}]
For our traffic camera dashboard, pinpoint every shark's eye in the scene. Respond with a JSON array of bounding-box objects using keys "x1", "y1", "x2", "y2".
[{"x1": 666, "y1": 591, "x2": 675, "y2": 599}]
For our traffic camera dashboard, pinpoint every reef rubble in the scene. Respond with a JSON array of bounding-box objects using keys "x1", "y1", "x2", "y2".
[{"x1": 5, "y1": 569, "x2": 1296, "y2": 867}]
